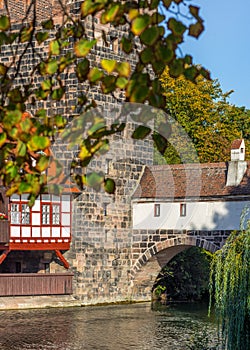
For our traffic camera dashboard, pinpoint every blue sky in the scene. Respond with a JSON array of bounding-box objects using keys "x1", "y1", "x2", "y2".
[{"x1": 180, "y1": 0, "x2": 250, "y2": 109}]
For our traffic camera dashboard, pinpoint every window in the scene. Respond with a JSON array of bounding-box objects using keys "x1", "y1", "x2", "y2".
[
  {"x1": 154, "y1": 204, "x2": 160, "y2": 217},
  {"x1": 52, "y1": 205, "x2": 60, "y2": 224},
  {"x1": 11, "y1": 204, "x2": 20, "y2": 224},
  {"x1": 42, "y1": 205, "x2": 50, "y2": 224},
  {"x1": 180, "y1": 203, "x2": 186, "y2": 217},
  {"x1": 42, "y1": 204, "x2": 60, "y2": 225},
  {"x1": 21, "y1": 204, "x2": 30, "y2": 224}
]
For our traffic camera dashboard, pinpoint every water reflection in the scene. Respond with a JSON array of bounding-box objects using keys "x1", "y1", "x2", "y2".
[{"x1": 0, "y1": 302, "x2": 216, "y2": 350}]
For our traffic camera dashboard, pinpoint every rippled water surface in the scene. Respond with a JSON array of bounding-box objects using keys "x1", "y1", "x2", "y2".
[{"x1": 0, "y1": 302, "x2": 216, "y2": 350}]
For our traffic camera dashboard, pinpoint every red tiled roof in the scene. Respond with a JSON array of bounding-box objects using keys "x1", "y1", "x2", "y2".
[
  {"x1": 231, "y1": 139, "x2": 243, "y2": 150},
  {"x1": 133, "y1": 162, "x2": 250, "y2": 200}
]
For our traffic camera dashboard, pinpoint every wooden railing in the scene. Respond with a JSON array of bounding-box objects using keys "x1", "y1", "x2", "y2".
[
  {"x1": 0, "y1": 220, "x2": 9, "y2": 243},
  {"x1": 0, "y1": 273, "x2": 74, "y2": 296}
]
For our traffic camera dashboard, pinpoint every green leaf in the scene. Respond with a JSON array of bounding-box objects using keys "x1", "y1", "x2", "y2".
[
  {"x1": 16, "y1": 140, "x2": 27, "y2": 157},
  {"x1": 35, "y1": 109, "x2": 47, "y2": 119},
  {"x1": 116, "y1": 77, "x2": 128, "y2": 89},
  {"x1": 140, "y1": 48, "x2": 154, "y2": 64},
  {"x1": 168, "y1": 18, "x2": 186, "y2": 36},
  {"x1": 8, "y1": 88, "x2": 23, "y2": 103},
  {"x1": 131, "y1": 15, "x2": 150, "y2": 35},
  {"x1": 19, "y1": 118, "x2": 32, "y2": 133},
  {"x1": 83, "y1": 172, "x2": 104, "y2": 191},
  {"x1": 51, "y1": 87, "x2": 65, "y2": 100},
  {"x1": 189, "y1": 21, "x2": 204, "y2": 38},
  {"x1": 74, "y1": 39, "x2": 96, "y2": 57},
  {"x1": 28, "y1": 136, "x2": 50, "y2": 151},
  {"x1": 0, "y1": 132, "x2": 7, "y2": 148},
  {"x1": 35, "y1": 88, "x2": 50, "y2": 100},
  {"x1": 36, "y1": 32, "x2": 49, "y2": 44},
  {"x1": 35, "y1": 155, "x2": 50, "y2": 172},
  {"x1": 184, "y1": 66, "x2": 199, "y2": 81},
  {"x1": 81, "y1": 0, "x2": 107, "y2": 17},
  {"x1": 169, "y1": 58, "x2": 184, "y2": 77},
  {"x1": 46, "y1": 60, "x2": 58, "y2": 74},
  {"x1": 163, "y1": 0, "x2": 172, "y2": 9},
  {"x1": 54, "y1": 115, "x2": 67, "y2": 128},
  {"x1": 87, "y1": 120, "x2": 106, "y2": 137},
  {"x1": 101, "y1": 59, "x2": 117, "y2": 73},
  {"x1": 116, "y1": 62, "x2": 131, "y2": 77},
  {"x1": 76, "y1": 59, "x2": 90, "y2": 81},
  {"x1": 104, "y1": 178, "x2": 116, "y2": 194},
  {"x1": 102, "y1": 4, "x2": 120, "y2": 23},
  {"x1": 140, "y1": 26, "x2": 160, "y2": 46},
  {"x1": 121, "y1": 36, "x2": 133, "y2": 54},
  {"x1": 41, "y1": 79, "x2": 52, "y2": 91},
  {"x1": 0, "y1": 63, "x2": 7, "y2": 75},
  {"x1": 88, "y1": 67, "x2": 104, "y2": 83},
  {"x1": 0, "y1": 15, "x2": 10, "y2": 31},
  {"x1": 189, "y1": 5, "x2": 202, "y2": 20},
  {"x1": 132, "y1": 125, "x2": 151, "y2": 139},
  {"x1": 18, "y1": 181, "x2": 33, "y2": 194},
  {"x1": 20, "y1": 25, "x2": 33, "y2": 43},
  {"x1": 49, "y1": 40, "x2": 60, "y2": 55},
  {"x1": 42, "y1": 18, "x2": 54, "y2": 30},
  {"x1": 101, "y1": 75, "x2": 116, "y2": 94},
  {"x1": 152, "y1": 132, "x2": 168, "y2": 155},
  {"x1": 128, "y1": 85, "x2": 149, "y2": 103},
  {"x1": 3, "y1": 110, "x2": 22, "y2": 128},
  {"x1": 150, "y1": 0, "x2": 160, "y2": 10}
]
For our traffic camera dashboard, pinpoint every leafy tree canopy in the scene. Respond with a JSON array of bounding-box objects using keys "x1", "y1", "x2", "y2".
[
  {"x1": 0, "y1": 0, "x2": 209, "y2": 204},
  {"x1": 158, "y1": 67, "x2": 250, "y2": 164}
]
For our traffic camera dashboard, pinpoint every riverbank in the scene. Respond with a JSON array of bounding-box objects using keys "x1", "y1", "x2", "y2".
[{"x1": 0, "y1": 295, "x2": 82, "y2": 310}]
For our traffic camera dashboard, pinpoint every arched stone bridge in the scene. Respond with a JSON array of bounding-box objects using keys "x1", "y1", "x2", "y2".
[{"x1": 128, "y1": 233, "x2": 220, "y2": 302}]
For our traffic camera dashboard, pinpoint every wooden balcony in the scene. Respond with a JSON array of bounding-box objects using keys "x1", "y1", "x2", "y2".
[
  {"x1": 0, "y1": 273, "x2": 74, "y2": 296},
  {"x1": 0, "y1": 220, "x2": 9, "y2": 243}
]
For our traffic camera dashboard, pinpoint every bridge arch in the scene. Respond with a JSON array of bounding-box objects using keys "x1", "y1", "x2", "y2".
[{"x1": 129, "y1": 235, "x2": 219, "y2": 302}]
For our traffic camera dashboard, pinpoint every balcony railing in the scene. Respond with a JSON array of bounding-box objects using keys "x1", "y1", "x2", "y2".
[
  {"x1": 0, "y1": 220, "x2": 9, "y2": 243},
  {"x1": 0, "y1": 273, "x2": 74, "y2": 296}
]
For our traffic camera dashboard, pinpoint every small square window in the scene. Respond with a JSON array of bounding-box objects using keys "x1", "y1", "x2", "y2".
[
  {"x1": 154, "y1": 204, "x2": 160, "y2": 217},
  {"x1": 180, "y1": 203, "x2": 186, "y2": 217}
]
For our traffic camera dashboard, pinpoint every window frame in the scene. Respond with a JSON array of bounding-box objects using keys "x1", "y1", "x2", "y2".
[
  {"x1": 180, "y1": 203, "x2": 187, "y2": 217},
  {"x1": 154, "y1": 203, "x2": 161, "y2": 217}
]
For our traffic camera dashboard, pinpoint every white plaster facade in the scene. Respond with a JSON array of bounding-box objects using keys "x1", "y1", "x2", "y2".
[{"x1": 132, "y1": 199, "x2": 250, "y2": 231}]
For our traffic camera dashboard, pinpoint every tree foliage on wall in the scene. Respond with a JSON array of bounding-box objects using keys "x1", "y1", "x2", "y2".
[
  {"x1": 0, "y1": 0, "x2": 209, "y2": 204},
  {"x1": 158, "y1": 67, "x2": 250, "y2": 164}
]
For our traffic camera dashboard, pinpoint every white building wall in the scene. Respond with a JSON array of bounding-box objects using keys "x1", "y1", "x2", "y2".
[{"x1": 132, "y1": 200, "x2": 250, "y2": 231}]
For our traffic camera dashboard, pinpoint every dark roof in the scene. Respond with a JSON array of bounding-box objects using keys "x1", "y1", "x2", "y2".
[{"x1": 133, "y1": 162, "x2": 250, "y2": 200}]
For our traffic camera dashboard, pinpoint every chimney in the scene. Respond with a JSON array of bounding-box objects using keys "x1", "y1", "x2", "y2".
[{"x1": 226, "y1": 139, "x2": 247, "y2": 186}]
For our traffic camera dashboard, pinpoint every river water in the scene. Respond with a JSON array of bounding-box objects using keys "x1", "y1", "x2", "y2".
[{"x1": 0, "y1": 302, "x2": 217, "y2": 350}]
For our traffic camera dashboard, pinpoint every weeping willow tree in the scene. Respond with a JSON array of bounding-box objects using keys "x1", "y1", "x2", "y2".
[{"x1": 209, "y1": 211, "x2": 250, "y2": 350}]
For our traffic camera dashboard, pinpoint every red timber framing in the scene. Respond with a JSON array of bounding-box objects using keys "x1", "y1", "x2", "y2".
[{"x1": 0, "y1": 191, "x2": 79, "y2": 269}]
